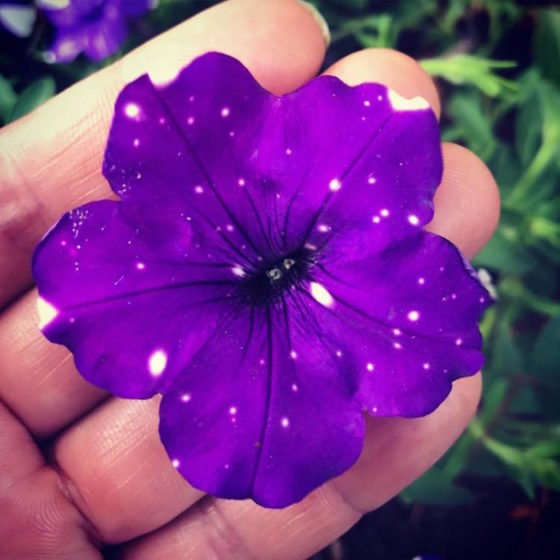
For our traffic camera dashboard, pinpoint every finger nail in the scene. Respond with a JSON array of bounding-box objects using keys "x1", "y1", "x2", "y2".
[{"x1": 297, "y1": 1, "x2": 331, "y2": 46}]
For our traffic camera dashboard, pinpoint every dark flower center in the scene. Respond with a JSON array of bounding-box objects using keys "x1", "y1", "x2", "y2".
[{"x1": 241, "y1": 247, "x2": 316, "y2": 307}]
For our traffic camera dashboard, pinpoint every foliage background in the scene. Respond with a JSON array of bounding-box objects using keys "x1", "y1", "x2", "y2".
[{"x1": 1, "y1": 1, "x2": 559, "y2": 558}]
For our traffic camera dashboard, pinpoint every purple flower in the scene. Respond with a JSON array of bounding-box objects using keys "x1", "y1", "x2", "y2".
[
  {"x1": 0, "y1": 1, "x2": 35, "y2": 37},
  {"x1": 33, "y1": 53, "x2": 491, "y2": 508},
  {"x1": 39, "y1": 0, "x2": 154, "y2": 63}
]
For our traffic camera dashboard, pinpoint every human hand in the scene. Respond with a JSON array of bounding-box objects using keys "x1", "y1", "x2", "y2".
[{"x1": 0, "y1": 1, "x2": 500, "y2": 558}]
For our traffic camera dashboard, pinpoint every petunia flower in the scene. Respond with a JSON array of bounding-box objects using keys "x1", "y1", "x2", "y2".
[
  {"x1": 38, "y1": 0, "x2": 155, "y2": 63},
  {"x1": 33, "y1": 52, "x2": 491, "y2": 508},
  {"x1": 0, "y1": 0, "x2": 36, "y2": 38}
]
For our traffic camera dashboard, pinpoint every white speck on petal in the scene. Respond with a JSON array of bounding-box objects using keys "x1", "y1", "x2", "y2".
[
  {"x1": 363, "y1": 100, "x2": 371, "y2": 107},
  {"x1": 181, "y1": 393, "x2": 191, "y2": 402},
  {"x1": 194, "y1": 185, "x2": 204, "y2": 194},
  {"x1": 171, "y1": 459, "x2": 180, "y2": 468},
  {"x1": 408, "y1": 214, "x2": 420, "y2": 226},
  {"x1": 418, "y1": 277, "x2": 425, "y2": 285},
  {"x1": 407, "y1": 310, "x2": 420, "y2": 322},
  {"x1": 281, "y1": 417, "x2": 290, "y2": 428},
  {"x1": 291, "y1": 383, "x2": 298, "y2": 392},
  {"x1": 37, "y1": 297, "x2": 58, "y2": 329},
  {"x1": 368, "y1": 176, "x2": 376, "y2": 185},
  {"x1": 221, "y1": 107, "x2": 230, "y2": 117},
  {"x1": 310, "y1": 282, "x2": 334, "y2": 308},
  {"x1": 290, "y1": 350, "x2": 298, "y2": 360},
  {"x1": 388, "y1": 89, "x2": 430, "y2": 111},
  {"x1": 229, "y1": 406, "x2": 237, "y2": 415},
  {"x1": 394, "y1": 342, "x2": 402, "y2": 350},
  {"x1": 286, "y1": 148, "x2": 292, "y2": 155},
  {"x1": 318, "y1": 223, "x2": 330, "y2": 233},
  {"x1": 423, "y1": 362, "x2": 430, "y2": 370},
  {"x1": 124, "y1": 103, "x2": 140, "y2": 118},
  {"x1": 372, "y1": 216, "x2": 381, "y2": 224},
  {"x1": 133, "y1": 138, "x2": 140, "y2": 147},
  {"x1": 380, "y1": 208, "x2": 390, "y2": 217},
  {"x1": 455, "y1": 338, "x2": 463, "y2": 346},
  {"x1": 187, "y1": 116, "x2": 195, "y2": 125},
  {"x1": 367, "y1": 362, "x2": 374, "y2": 372},
  {"x1": 148, "y1": 349, "x2": 167, "y2": 376},
  {"x1": 238, "y1": 178, "x2": 245, "y2": 187},
  {"x1": 329, "y1": 178, "x2": 341, "y2": 191},
  {"x1": 336, "y1": 350, "x2": 343, "y2": 358},
  {"x1": 136, "y1": 262, "x2": 145, "y2": 270},
  {"x1": 393, "y1": 328, "x2": 401, "y2": 336},
  {"x1": 232, "y1": 266, "x2": 245, "y2": 278}
]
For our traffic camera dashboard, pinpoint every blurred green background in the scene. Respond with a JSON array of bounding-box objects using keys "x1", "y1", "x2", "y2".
[{"x1": 1, "y1": 1, "x2": 559, "y2": 558}]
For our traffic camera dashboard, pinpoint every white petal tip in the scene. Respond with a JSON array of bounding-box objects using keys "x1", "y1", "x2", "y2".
[
  {"x1": 388, "y1": 89, "x2": 430, "y2": 112},
  {"x1": 37, "y1": 297, "x2": 59, "y2": 329}
]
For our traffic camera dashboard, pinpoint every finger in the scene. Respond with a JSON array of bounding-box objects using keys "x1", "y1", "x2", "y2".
[
  {"x1": 120, "y1": 378, "x2": 481, "y2": 560},
  {"x1": 0, "y1": 294, "x2": 106, "y2": 438},
  {"x1": 52, "y1": 396, "x2": 203, "y2": 544},
  {"x1": 429, "y1": 143, "x2": 500, "y2": 259},
  {"x1": 120, "y1": 48, "x2": 498, "y2": 559},
  {"x1": 0, "y1": 0, "x2": 328, "y2": 307},
  {"x1": 0, "y1": 403, "x2": 98, "y2": 559}
]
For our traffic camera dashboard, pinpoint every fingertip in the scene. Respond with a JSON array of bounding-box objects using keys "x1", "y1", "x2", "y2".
[
  {"x1": 247, "y1": 0, "x2": 329, "y2": 94},
  {"x1": 323, "y1": 48, "x2": 441, "y2": 118},
  {"x1": 430, "y1": 143, "x2": 500, "y2": 259},
  {"x1": 120, "y1": 0, "x2": 328, "y2": 95}
]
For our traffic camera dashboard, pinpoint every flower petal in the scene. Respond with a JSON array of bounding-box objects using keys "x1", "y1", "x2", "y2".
[
  {"x1": 103, "y1": 53, "x2": 440, "y2": 263},
  {"x1": 82, "y1": 12, "x2": 128, "y2": 62},
  {"x1": 33, "y1": 200, "x2": 240, "y2": 397},
  {"x1": 308, "y1": 232, "x2": 490, "y2": 415},
  {"x1": 115, "y1": 0, "x2": 155, "y2": 17},
  {"x1": 103, "y1": 54, "x2": 275, "y2": 263},
  {"x1": 293, "y1": 79, "x2": 442, "y2": 259},
  {"x1": 45, "y1": 28, "x2": 87, "y2": 63},
  {"x1": 159, "y1": 304, "x2": 365, "y2": 508}
]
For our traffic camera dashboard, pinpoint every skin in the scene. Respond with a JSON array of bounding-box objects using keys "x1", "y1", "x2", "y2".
[{"x1": 0, "y1": 0, "x2": 500, "y2": 558}]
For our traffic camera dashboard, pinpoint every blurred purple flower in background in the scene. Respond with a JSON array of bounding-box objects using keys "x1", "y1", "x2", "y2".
[
  {"x1": 33, "y1": 53, "x2": 491, "y2": 507},
  {"x1": 39, "y1": 0, "x2": 155, "y2": 63}
]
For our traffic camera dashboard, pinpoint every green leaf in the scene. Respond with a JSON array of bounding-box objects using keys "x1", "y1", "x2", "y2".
[
  {"x1": 531, "y1": 317, "x2": 560, "y2": 391},
  {"x1": 509, "y1": 386, "x2": 542, "y2": 416},
  {"x1": 445, "y1": 92, "x2": 496, "y2": 161},
  {"x1": 481, "y1": 378, "x2": 510, "y2": 422},
  {"x1": 8, "y1": 77, "x2": 56, "y2": 123},
  {"x1": 506, "y1": 78, "x2": 560, "y2": 208},
  {"x1": 527, "y1": 439, "x2": 560, "y2": 459},
  {"x1": 515, "y1": 90, "x2": 543, "y2": 166},
  {"x1": 534, "y1": 9, "x2": 560, "y2": 87},
  {"x1": 400, "y1": 468, "x2": 475, "y2": 506},
  {"x1": 532, "y1": 458, "x2": 560, "y2": 491},
  {"x1": 473, "y1": 226, "x2": 537, "y2": 274},
  {"x1": 420, "y1": 55, "x2": 517, "y2": 98},
  {"x1": 0, "y1": 75, "x2": 17, "y2": 123}
]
